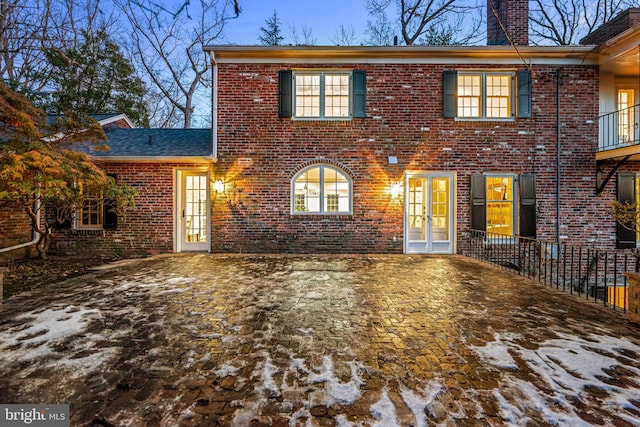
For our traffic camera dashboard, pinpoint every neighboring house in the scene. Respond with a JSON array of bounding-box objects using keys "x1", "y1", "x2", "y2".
[{"x1": 6, "y1": 0, "x2": 640, "y2": 259}]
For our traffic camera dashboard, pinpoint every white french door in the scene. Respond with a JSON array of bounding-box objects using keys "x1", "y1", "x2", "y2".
[
  {"x1": 176, "y1": 170, "x2": 210, "y2": 252},
  {"x1": 404, "y1": 172, "x2": 455, "y2": 254}
]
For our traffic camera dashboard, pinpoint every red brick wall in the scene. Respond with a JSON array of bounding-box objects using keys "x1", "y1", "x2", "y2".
[
  {"x1": 0, "y1": 202, "x2": 35, "y2": 262},
  {"x1": 7, "y1": 60, "x2": 608, "y2": 258},
  {"x1": 213, "y1": 61, "x2": 603, "y2": 253},
  {"x1": 49, "y1": 162, "x2": 186, "y2": 258}
]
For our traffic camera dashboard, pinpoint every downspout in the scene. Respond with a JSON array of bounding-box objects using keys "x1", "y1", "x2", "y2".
[
  {"x1": 0, "y1": 199, "x2": 41, "y2": 254},
  {"x1": 556, "y1": 67, "x2": 563, "y2": 244},
  {"x1": 210, "y1": 50, "x2": 218, "y2": 159}
]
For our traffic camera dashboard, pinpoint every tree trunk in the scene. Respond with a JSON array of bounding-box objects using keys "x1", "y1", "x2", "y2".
[{"x1": 24, "y1": 204, "x2": 48, "y2": 259}]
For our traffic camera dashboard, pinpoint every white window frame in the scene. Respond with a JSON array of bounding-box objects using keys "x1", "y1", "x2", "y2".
[
  {"x1": 291, "y1": 165, "x2": 353, "y2": 215},
  {"x1": 457, "y1": 72, "x2": 515, "y2": 121},
  {"x1": 293, "y1": 71, "x2": 352, "y2": 120},
  {"x1": 485, "y1": 173, "x2": 518, "y2": 238}
]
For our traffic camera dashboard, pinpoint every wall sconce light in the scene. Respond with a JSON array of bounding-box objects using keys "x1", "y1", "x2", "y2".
[
  {"x1": 390, "y1": 182, "x2": 401, "y2": 199},
  {"x1": 214, "y1": 180, "x2": 225, "y2": 193}
]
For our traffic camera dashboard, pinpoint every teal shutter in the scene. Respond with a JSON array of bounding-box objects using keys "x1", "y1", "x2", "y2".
[
  {"x1": 617, "y1": 173, "x2": 636, "y2": 249},
  {"x1": 519, "y1": 174, "x2": 536, "y2": 238},
  {"x1": 471, "y1": 175, "x2": 486, "y2": 232},
  {"x1": 516, "y1": 70, "x2": 531, "y2": 118},
  {"x1": 353, "y1": 70, "x2": 366, "y2": 118},
  {"x1": 278, "y1": 70, "x2": 293, "y2": 118},
  {"x1": 443, "y1": 70, "x2": 457, "y2": 118}
]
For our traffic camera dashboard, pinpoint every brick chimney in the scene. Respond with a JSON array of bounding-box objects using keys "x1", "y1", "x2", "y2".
[{"x1": 487, "y1": 0, "x2": 529, "y2": 46}]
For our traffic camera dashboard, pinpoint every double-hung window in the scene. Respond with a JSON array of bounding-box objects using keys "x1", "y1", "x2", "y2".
[
  {"x1": 78, "y1": 191, "x2": 104, "y2": 229},
  {"x1": 295, "y1": 72, "x2": 350, "y2": 118},
  {"x1": 444, "y1": 70, "x2": 531, "y2": 119},
  {"x1": 73, "y1": 174, "x2": 118, "y2": 230},
  {"x1": 279, "y1": 70, "x2": 366, "y2": 119},
  {"x1": 292, "y1": 165, "x2": 352, "y2": 214}
]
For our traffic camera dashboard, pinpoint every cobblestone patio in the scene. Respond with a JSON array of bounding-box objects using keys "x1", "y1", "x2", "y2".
[{"x1": 1, "y1": 254, "x2": 639, "y2": 426}]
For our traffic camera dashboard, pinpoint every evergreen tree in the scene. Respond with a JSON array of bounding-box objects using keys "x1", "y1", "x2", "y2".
[
  {"x1": 259, "y1": 10, "x2": 284, "y2": 46},
  {"x1": 41, "y1": 28, "x2": 149, "y2": 127}
]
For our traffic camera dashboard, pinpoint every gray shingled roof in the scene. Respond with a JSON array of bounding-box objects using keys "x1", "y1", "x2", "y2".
[{"x1": 87, "y1": 128, "x2": 213, "y2": 157}]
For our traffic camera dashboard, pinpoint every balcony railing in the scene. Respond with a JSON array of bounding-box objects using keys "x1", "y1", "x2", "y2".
[
  {"x1": 462, "y1": 230, "x2": 635, "y2": 313},
  {"x1": 598, "y1": 104, "x2": 640, "y2": 152}
]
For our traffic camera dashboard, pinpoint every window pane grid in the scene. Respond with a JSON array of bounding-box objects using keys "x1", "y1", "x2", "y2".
[
  {"x1": 294, "y1": 72, "x2": 350, "y2": 119},
  {"x1": 293, "y1": 166, "x2": 350, "y2": 214},
  {"x1": 486, "y1": 176, "x2": 514, "y2": 236},
  {"x1": 458, "y1": 73, "x2": 512, "y2": 119},
  {"x1": 295, "y1": 74, "x2": 320, "y2": 117},
  {"x1": 486, "y1": 75, "x2": 511, "y2": 118},
  {"x1": 324, "y1": 74, "x2": 350, "y2": 117},
  {"x1": 458, "y1": 74, "x2": 481, "y2": 117}
]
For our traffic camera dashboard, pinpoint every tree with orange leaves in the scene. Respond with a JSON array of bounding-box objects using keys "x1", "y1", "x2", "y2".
[{"x1": 0, "y1": 82, "x2": 136, "y2": 259}]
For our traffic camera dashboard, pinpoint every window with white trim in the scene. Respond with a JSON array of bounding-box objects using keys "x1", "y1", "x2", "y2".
[
  {"x1": 443, "y1": 70, "x2": 532, "y2": 120},
  {"x1": 292, "y1": 165, "x2": 351, "y2": 214},
  {"x1": 486, "y1": 175, "x2": 515, "y2": 236},
  {"x1": 294, "y1": 72, "x2": 351, "y2": 119},
  {"x1": 458, "y1": 72, "x2": 512, "y2": 119}
]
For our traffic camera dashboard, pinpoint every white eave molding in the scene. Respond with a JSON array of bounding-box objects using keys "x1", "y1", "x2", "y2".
[
  {"x1": 97, "y1": 113, "x2": 135, "y2": 129},
  {"x1": 203, "y1": 45, "x2": 599, "y2": 66}
]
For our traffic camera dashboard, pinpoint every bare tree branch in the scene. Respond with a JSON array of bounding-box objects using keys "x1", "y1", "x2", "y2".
[{"x1": 116, "y1": 0, "x2": 234, "y2": 128}]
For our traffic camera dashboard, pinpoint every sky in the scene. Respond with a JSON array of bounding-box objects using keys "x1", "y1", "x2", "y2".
[{"x1": 219, "y1": 0, "x2": 370, "y2": 45}]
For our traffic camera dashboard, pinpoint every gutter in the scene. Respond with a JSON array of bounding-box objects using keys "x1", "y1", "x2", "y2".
[
  {"x1": 0, "y1": 199, "x2": 41, "y2": 254},
  {"x1": 91, "y1": 156, "x2": 217, "y2": 164}
]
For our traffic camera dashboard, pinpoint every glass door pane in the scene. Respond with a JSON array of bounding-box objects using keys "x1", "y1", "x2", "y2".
[
  {"x1": 185, "y1": 174, "x2": 208, "y2": 243},
  {"x1": 430, "y1": 177, "x2": 449, "y2": 241},
  {"x1": 408, "y1": 178, "x2": 426, "y2": 241}
]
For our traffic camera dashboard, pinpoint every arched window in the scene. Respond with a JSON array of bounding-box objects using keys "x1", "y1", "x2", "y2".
[{"x1": 292, "y1": 165, "x2": 352, "y2": 214}]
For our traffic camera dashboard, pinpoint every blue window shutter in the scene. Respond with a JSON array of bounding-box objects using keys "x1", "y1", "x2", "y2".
[
  {"x1": 471, "y1": 175, "x2": 486, "y2": 232},
  {"x1": 617, "y1": 173, "x2": 636, "y2": 249},
  {"x1": 519, "y1": 174, "x2": 536, "y2": 238},
  {"x1": 517, "y1": 70, "x2": 531, "y2": 118},
  {"x1": 353, "y1": 70, "x2": 366, "y2": 118},
  {"x1": 443, "y1": 70, "x2": 457, "y2": 118},
  {"x1": 279, "y1": 70, "x2": 293, "y2": 118}
]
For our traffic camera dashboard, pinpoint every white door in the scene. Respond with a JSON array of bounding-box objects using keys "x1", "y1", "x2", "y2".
[
  {"x1": 405, "y1": 173, "x2": 455, "y2": 254},
  {"x1": 177, "y1": 170, "x2": 210, "y2": 252}
]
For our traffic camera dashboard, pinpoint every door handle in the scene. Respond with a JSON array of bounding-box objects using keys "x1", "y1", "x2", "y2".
[{"x1": 182, "y1": 210, "x2": 185, "y2": 218}]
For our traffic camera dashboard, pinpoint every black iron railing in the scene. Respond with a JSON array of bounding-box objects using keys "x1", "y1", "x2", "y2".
[
  {"x1": 462, "y1": 230, "x2": 636, "y2": 313},
  {"x1": 598, "y1": 104, "x2": 640, "y2": 152}
]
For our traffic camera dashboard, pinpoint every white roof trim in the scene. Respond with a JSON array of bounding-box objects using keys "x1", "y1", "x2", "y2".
[{"x1": 97, "y1": 113, "x2": 135, "y2": 129}]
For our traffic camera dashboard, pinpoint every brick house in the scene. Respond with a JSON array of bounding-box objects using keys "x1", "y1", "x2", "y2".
[{"x1": 5, "y1": 0, "x2": 640, "y2": 258}]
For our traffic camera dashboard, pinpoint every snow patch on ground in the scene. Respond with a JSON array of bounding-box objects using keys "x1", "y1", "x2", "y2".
[
  {"x1": 370, "y1": 390, "x2": 400, "y2": 427},
  {"x1": 0, "y1": 305, "x2": 118, "y2": 377},
  {"x1": 400, "y1": 379, "x2": 445, "y2": 427},
  {"x1": 469, "y1": 332, "x2": 520, "y2": 369},
  {"x1": 470, "y1": 331, "x2": 640, "y2": 425}
]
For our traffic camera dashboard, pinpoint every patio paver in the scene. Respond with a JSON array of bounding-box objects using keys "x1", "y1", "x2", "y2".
[{"x1": 1, "y1": 254, "x2": 639, "y2": 426}]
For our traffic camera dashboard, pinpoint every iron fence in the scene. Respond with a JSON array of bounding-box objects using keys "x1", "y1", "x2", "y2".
[{"x1": 462, "y1": 230, "x2": 636, "y2": 313}]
